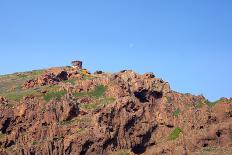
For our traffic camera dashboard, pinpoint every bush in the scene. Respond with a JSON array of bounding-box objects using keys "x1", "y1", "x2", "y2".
[
  {"x1": 172, "y1": 108, "x2": 180, "y2": 117},
  {"x1": 168, "y1": 127, "x2": 182, "y2": 140},
  {"x1": 32, "y1": 141, "x2": 38, "y2": 145}
]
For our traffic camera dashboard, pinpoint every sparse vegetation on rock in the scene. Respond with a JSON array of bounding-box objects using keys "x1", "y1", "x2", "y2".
[{"x1": 168, "y1": 127, "x2": 182, "y2": 140}]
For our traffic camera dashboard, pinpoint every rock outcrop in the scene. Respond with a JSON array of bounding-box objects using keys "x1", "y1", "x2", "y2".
[
  {"x1": 0, "y1": 96, "x2": 7, "y2": 105},
  {"x1": 0, "y1": 67, "x2": 231, "y2": 155}
]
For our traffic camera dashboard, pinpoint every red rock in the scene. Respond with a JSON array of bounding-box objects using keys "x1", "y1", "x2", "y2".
[
  {"x1": 0, "y1": 96, "x2": 7, "y2": 104},
  {"x1": 0, "y1": 67, "x2": 231, "y2": 155}
]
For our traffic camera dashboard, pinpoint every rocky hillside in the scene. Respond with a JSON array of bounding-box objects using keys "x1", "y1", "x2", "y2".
[{"x1": 0, "y1": 65, "x2": 231, "y2": 155}]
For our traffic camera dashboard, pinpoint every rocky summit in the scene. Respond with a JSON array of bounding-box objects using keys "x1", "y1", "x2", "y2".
[{"x1": 0, "y1": 62, "x2": 231, "y2": 155}]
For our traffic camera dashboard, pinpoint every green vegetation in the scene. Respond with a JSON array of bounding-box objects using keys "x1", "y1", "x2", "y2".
[
  {"x1": 14, "y1": 84, "x2": 22, "y2": 91},
  {"x1": 64, "y1": 79, "x2": 76, "y2": 85},
  {"x1": 89, "y1": 85, "x2": 107, "y2": 98},
  {"x1": 0, "y1": 70, "x2": 46, "y2": 101},
  {"x1": 117, "y1": 150, "x2": 129, "y2": 155},
  {"x1": 32, "y1": 141, "x2": 38, "y2": 145},
  {"x1": 195, "y1": 101, "x2": 204, "y2": 108},
  {"x1": 80, "y1": 97, "x2": 115, "y2": 111},
  {"x1": 81, "y1": 103, "x2": 98, "y2": 110},
  {"x1": 17, "y1": 74, "x2": 28, "y2": 78},
  {"x1": 74, "y1": 85, "x2": 107, "y2": 99},
  {"x1": 58, "y1": 117, "x2": 92, "y2": 126},
  {"x1": 206, "y1": 100, "x2": 217, "y2": 108},
  {"x1": 168, "y1": 127, "x2": 182, "y2": 140},
  {"x1": 172, "y1": 108, "x2": 180, "y2": 117},
  {"x1": 100, "y1": 97, "x2": 116, "y2": 106},
  {"x1": 0, "y1": 132, "x2": 7, "y2": 140},
  {"x1": 58, "y1": 119, "x2": 75, "y2": 126},
  {"x1": 3, "y1": 89, "x2": 39, "y2": 101},
  {"x1": 77, "y1": 128, "x2": 85, "y2": 134},
  {"x1": 74, "y1": 85, "x2": 114, "y2": 111},
  {"x1": 31, "y1": 70, "x2": 45, "y2": 76},
  {"x1": 195, "y1": 99, "x2": 227, "y2": 109},
  {"x1": 44, "y1": 90, "x2": 67, "y2": 101}
]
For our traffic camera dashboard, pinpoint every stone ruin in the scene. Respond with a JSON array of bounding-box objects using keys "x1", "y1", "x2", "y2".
[{"x1": 71, "y1": 60, "x2": 82, "y2": 70}]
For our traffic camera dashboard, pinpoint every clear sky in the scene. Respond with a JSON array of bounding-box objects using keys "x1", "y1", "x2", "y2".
[{"x1": 0, "y1": 0, "x2": 232, "y2": 101}]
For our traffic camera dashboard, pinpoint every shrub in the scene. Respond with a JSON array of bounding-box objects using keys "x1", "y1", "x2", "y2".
[
  {"x1": 32, "y1": 141, "x2": 38, "y2": 145},
  {"x1": 168, "y1": 127, "x2": 182, "y2": 140},
  {"x1": 172, "y1": 108, "x2": 180, "y2": 117}
]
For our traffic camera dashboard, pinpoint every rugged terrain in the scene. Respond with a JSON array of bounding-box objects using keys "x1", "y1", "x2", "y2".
[{"x1": 0, "y1": 66, "x2": 231, "y2": 155}]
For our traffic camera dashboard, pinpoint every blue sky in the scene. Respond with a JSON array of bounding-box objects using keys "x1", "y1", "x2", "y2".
[{"x1": 0, "y1": 0, "x2": 232, "y2": 101}]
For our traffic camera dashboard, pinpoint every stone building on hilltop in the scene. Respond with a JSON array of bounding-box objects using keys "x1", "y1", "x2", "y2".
[{"x1": 71, "y1": 61, "x2": 82, "y2": 69}]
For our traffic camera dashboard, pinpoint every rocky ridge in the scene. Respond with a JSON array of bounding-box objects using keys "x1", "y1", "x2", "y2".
[{"x1": 0, "y1": 65, "x2": 231, "y2": 155}]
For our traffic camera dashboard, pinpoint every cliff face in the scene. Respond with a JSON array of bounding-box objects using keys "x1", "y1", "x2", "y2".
[{"x1": 0, "y1": 67, "x2": 231, "y2": 155}]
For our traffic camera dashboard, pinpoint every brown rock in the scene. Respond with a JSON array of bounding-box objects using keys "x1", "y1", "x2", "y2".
[{"x1": 0, "y1": 96, "x2": 7, "y2": 104}]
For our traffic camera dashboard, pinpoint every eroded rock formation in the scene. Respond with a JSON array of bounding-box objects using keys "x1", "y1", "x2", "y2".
[{"x1": 0, "y1": 68, "x2": 231, "y2": 155}]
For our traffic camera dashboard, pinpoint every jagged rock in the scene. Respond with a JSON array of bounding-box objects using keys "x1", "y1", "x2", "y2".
[
  {"x1": 22, "y1": 73, "x2": 60, "y2": 89},
  {"x1": 0, "y1": 67, "x2": 232, "y2": 155},
  {"x1": 143, "y1": 72, "x2": 155, "y2": 78},
  {"x1": 56, "y1": 71, "x2": 68, "y2": 81}
]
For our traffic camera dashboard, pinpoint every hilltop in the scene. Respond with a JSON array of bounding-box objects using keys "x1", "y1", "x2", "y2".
[{"x1": 0, "y1": 62, "x2": 231, "y2": 155}]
